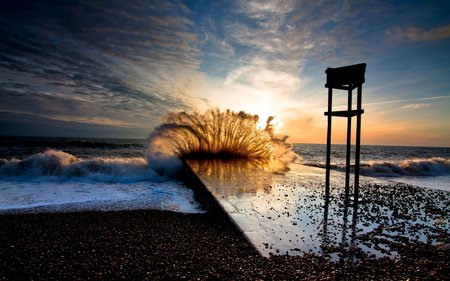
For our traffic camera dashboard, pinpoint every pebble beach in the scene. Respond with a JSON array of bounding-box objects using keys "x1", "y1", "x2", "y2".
[{"x1": 1, "y1": 210, "x2": 448, "y2": 280}]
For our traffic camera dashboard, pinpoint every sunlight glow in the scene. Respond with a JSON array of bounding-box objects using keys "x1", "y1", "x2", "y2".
[{"x1": 242, "y1": 100, "x2": 281, "y2": 131}]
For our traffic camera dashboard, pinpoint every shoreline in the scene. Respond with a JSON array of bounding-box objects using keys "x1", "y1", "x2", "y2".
[{"x1": 1, "y1": 210, "x2": 448, "y2": 280}]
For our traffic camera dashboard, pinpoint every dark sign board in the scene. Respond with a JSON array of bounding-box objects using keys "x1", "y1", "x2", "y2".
[{"x1": 326, "y1": 63, "x2": 366, "y2": 87}]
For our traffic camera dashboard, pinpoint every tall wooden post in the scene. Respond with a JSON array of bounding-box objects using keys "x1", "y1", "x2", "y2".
[
  {"x1": 324, "y1": 63, "x2": 366, "y2": 202},
  {"x1": 354, "y1": 84, "x2": 363, "y2": 203},
  {"x1": 345, "y1": 87, "x2": 352, "y2": 200},
  {"x1": 325, "y1": 87, "x2": 333, "y2": 199}
]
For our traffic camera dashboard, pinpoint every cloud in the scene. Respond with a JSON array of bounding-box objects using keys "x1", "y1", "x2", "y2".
[
  {"x1": 2, "y1": 0, "x2": 448, "y2": 145},
  {"x1": 365, "y1": 95, "x2": 450, "y2": 107},
  {"x1": 215, "y1": 0, "x2": 388, "y2": 85},
  {"x1": 50, "y1": 116, "x2": 142, "y2": 127},
  {"x1": 224, "y1": 66, "x2": 301, "y2": 96},
  {"x1": 237, "y1": 0, "x2": 295, "y2": 17},
  {"x1": 387, "y1": 24, "x2": 450, "y2": 42},
  {"x1": 0, "y1": 109, "x2": 142, "y2": 128},
  {"x1": 0, "y1": 0, "x2": 203, "y2": 136},
  {"x1": 400, "y1": 103, "x2": 431, "y2": 110},
  {"x1": 189, "y1": 0, "x2": 396, "y2": 141},
  {"x1": 0, "y1": 111, "x2": 144, "y2": 138}
]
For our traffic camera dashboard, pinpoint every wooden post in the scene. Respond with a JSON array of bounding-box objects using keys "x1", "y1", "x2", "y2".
[
  {"x1": 325, "y1": 87, "x2": 333, "y2": 199},
  {"x1": 354, "y1": 84, "x2": 363, "y2": 203},
  {"x1": 345, "y1": 87, "x2": 352, "y2": 200}
]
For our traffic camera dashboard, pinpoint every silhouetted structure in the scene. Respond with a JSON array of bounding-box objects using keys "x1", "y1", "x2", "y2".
[{"x1": 324, "y1": 63, "x2": 366, "y2": 203}]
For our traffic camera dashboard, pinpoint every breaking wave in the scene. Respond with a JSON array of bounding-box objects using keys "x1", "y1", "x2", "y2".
[
  {"x1": 145, "y1": 108, "x2": 299, "y2": 172},
  {"x1": 0, "y1": 149, "x2": 176, "y2": 182},
  {"x1": 308, "y1": 157, "x2": 450, "y2": 177},
  {"x1": 360, "y1": 158, "x2": 450, "y2": 177}
]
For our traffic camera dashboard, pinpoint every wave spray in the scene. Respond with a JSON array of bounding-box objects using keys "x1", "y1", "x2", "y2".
[{"x1": 146, "y1": 109, "x2": 299, "y2": 172}]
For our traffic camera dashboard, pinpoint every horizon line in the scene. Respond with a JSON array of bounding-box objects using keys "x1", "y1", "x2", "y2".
[{"x1": 1, "y1": 135, "x2": 449, "y2": 149}]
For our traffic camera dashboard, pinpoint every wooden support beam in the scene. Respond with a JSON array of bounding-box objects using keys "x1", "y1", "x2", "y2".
[
  {"x1": 324, "y1": 84, "x2": 358, "y2": 91},
  {"x1": 324, "y1": 110, "x2": 364, "y2": 117}
]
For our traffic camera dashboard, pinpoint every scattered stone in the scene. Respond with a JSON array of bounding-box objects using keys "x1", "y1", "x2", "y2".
[{"x1": 1, "y1": 210, "x2": 448, "y2": 280}]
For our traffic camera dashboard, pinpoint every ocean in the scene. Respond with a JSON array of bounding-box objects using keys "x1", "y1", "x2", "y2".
[
  {"x1": 0, "y1": 136, "x2": 202, "y2": 213},
  {"x1": 0, "y1": 136, "x2": 449, "y2": 213},
  {"x1": 294, "y1": 143, "x2": 450, "y2": 191}
]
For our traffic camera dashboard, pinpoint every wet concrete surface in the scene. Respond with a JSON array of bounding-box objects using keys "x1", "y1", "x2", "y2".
[{"x1": 186, "y1": 160, "x2": 449, "y2": 259}]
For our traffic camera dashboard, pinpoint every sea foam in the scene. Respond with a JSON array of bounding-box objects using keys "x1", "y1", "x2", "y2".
[
  {"x1": 361, "y1": 157, "x2": 450, "y2": 177},
  {"x1": 304, "y1": 157, "x2": 450, "y2": 177},
  {"x1": 0, "y1": 150, "x2": 202, "y2": 213},
  {"x1": 0, "y1": 149, "x2": 177, "y2": 183}
]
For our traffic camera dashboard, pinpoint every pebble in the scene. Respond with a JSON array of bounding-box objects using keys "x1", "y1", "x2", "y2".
[{"x1": 0, "y1": 210, "x2": 448, "y2": 280}]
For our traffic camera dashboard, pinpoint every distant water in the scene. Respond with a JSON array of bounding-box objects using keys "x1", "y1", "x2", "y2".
[
  {"x1": 0, "y1": 137, "x2": 448, "y2": 213},
  {"x1": 0, "y1": 136, "x2": 145, "y2": 159},
  {"x1": 294, "y1": 143, "x2": 450, "y2": 191}
]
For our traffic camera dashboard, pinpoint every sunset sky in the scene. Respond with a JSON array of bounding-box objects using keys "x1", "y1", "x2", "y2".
[{"x1": 1, "y1": 0, "x2": 449, "y2": 146}]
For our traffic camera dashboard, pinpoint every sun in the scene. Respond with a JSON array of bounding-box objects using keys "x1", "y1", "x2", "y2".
[
  {"x1": 243, "y1": 103, "x2": 282, "y2": 132},
  {"x1": 194, "y1": 79, "x2": 286, "y2": 133}
]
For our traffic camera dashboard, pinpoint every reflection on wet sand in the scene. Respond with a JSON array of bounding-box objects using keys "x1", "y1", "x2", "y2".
[
  {"x1": 187, "y1": 161, "x2": 449, "y2": 260},
  {"x1": 321, "y1": 180, "x2": 449, "y2": 261},
  {"x1": 322, "y1": 193, "x2": 359, "y2": 260},
  {"x1": 187, "y1": 159, "x2": 276, "y2": 196},
  {"x1": 188, "y1": 159, "x2": 272, "y2": 178}
]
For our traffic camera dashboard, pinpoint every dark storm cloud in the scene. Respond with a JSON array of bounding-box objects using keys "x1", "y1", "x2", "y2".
[
  {"x1": 0, "y1": 111, "x2": 142, "y2": 138},
  {"x1": 0, "y1": 0, "x2": 201, "y2": 137}
]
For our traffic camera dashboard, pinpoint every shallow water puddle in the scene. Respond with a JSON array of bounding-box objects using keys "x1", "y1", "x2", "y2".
[{"x1": 187, "y1": 161, "x2": 449, "y2": 259}]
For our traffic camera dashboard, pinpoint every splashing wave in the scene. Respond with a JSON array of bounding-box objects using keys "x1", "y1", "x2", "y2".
[
  {"x1": 0, "y1": 149, "x2": 169, "y2": 182},
  {"x1": 146, "y1": 109, "x2": 299, "y2": 171}
]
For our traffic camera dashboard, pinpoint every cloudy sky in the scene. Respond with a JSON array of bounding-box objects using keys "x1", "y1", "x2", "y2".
[{"x1": 1, "y1": 0, "x2": 449, "y2": 146}]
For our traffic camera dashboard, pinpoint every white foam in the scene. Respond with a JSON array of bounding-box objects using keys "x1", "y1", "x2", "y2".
[
  {"x1": 381, "y1": 175, "x2": 450, "y2": 192},
  {"x1": 361, "y1": 157, "x2": 450, "y2": 177},
  {"x1": 0, "y1": 149, "x2": 203, "y2": 213},
  {"x1": 0, "y1": 149, "x2": 176, "y2": 182},
  {"x1": 0, "y1": 180, "x2": 203, "y2": 213}
]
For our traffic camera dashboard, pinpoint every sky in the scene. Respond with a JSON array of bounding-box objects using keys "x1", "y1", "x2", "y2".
[{"x1": 0, "y1": 0, "x2": 449, "y2": 147}]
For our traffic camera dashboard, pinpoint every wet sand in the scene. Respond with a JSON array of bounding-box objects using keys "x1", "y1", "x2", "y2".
[
  {"x1": 1, "y1": 210, "x2": 448, "y2": 280},
  {"x1": 186, "y1": 162, "x2": 450, "y2": 259}
]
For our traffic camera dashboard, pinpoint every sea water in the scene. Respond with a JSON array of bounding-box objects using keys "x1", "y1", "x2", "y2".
[
  {"x1": 0, "y1": 137, "x2": 448, "y2": 213},
  {"x1": 294, "y1": 143, "x2": 450, "y2": 191},
  {"x1": 0, "y1": 136, "x2": 202, "y2": 213}
]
